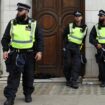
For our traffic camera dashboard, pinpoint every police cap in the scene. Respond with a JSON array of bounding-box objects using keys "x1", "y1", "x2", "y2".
[
  {"x1": 98, "y1": 10, "x2": 105, "y2": 16},
  {"x1": 17, "y1": 2, "x2": 31, "y2": 11},
  {"x1": 73, "y1": 11, "x2": 83, "y2": 17}
]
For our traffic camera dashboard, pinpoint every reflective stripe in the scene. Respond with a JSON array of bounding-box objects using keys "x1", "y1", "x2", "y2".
[
  {"x1": 98, "y1": 37, "x2": 105, "y2": 39},
  {"x1": 69, "y1": 23, "x2": 73, "y2": 34},
  {"x1": 12, "y1": 40, "x2": 32, "y2": 43},
  {"x1": 31, "y1": 21, "x2": 36, "y2": 42},
  {"x1": 68, "y1": 35, "x2": 83, "y2": 40}
]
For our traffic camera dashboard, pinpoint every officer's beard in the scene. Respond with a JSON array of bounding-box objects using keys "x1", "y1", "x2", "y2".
[
  {"x1": 16, "y1": 14, "x2": 26, "y2": 22},
  {"x1": 99, "y1": 18, "x2": 105, "y2": 24}
]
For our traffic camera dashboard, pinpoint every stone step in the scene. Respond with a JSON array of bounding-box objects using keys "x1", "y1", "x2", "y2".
[
  {"x1": 82, "y1": 78, "x2": 100, "y2": 85},
  {"x1": 0, "y1": 76, "x2": 100, "y2": 84}
]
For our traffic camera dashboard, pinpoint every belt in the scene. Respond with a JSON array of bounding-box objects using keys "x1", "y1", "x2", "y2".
[
  {"x1": 102, "y1": 45, "x2": 105, "y2": 48},
  {"x1": 11, "y1": 48, "x2": 34, "y2": 53}
]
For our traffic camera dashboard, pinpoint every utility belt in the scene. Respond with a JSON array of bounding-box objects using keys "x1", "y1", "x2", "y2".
[
  {"x1": 99, "y1": 44, "x2": 105, "y2": 48},
  {"x1": 67, "y1": 41, "x2": 80, "y2": 48},
  {"x1": 95, "y1": 47, "x2": 105, "y2": 63},
  {"x1": 10, "y1": 47, "x2": 34, "y2": 53}
]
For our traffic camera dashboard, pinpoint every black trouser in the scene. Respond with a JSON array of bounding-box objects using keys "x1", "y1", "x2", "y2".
[
  {"x1": 98, "y1": 62, "x2": 105, "y2": 82},
  {"x1": 80, "y1": 63, "x2": 86, "y2": 77},
  {"x1": 80, "y1": 54, "x2": 87, "y2": 77},
  {"x1": 95, "y1": 49, "x2": 105, "y2": 82},
  {"x1": 4, "y1": 51, "x2": 35, "y2": 99},
  {"x1": 63, "y1": 42, "x2": 81, "y2": 82}
]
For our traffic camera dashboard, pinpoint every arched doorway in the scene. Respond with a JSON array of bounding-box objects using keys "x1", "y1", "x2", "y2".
[{"x1": 32, "y1": 0, "x2": 85, "y2": 77}]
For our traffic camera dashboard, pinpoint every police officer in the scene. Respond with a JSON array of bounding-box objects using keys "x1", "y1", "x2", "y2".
[
  {"x1": 63, "y1": 11, "x2": 87, "y2": 89},
  {"x1": 89, "y1": 10, "x2": 105, "y2": 87},
  {"x1": 1, "y1": 3, "x2": 43, "y2": 105}
]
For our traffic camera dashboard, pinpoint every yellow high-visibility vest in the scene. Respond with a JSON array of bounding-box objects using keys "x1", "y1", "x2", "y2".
[
  {"x1": 95, "y1": 24, "x2": 105, "y2": 44},
  {"x1": 67, "y1": 23, "x2": 87, "y2": 45},
  {"x1": 10, "y1": 19, "x2": 37, "y2": 49}
]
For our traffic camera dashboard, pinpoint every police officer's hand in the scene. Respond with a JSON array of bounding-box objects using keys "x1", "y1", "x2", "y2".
[
  {"x1": 96, "y1": 44, "x2": 102, "y2": 49},
  {"x1": 35, "y1": 52, "x2": 42, "y2": 61},
  {"x1": 3, "y1": 51, "x2": 8, "y2": 60}
]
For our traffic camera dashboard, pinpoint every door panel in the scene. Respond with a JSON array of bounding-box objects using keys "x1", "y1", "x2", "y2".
[
  {"x1": 43, "y1": 35, "x2": 57, "y2": 65},
  {"x1": 32, "y1": 0, "x2": 85, "y2": 76},
  {"x1": 62, "y1": 0, "x2": 81, "y2": 8}
]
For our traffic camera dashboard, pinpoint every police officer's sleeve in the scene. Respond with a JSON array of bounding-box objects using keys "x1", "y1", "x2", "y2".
[
  {"x1": 35, "y1": 24, "x2": 44, "y2": 52},
  {"x1": 63, "y1": 25, "x2": 69, "y2": 45},
  {"x1": 89, "y1": 26, "x2": 98, "y2": 47},
  {"x1": 82, "y1": 26, "x2": 88, "y2": 44},
  {"x1": 80, "y1": 25, "x2": 88, "y2": 48},
  {"x1": 80, "y1": 35, "x2": 86, "y2": 51},
  {"x1": 1, "y1": 21, "x2": 11, "y2": 52},
  {"x1": 82, "y1": 35, "x2": 86, "y2": 44}
]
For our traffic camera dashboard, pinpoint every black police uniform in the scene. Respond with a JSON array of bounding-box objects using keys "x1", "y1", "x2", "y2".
[
  {"x1": 63, "y1": 11, "x2": 87, "y2": 88},
  {"x1": 90, "y1": 25, "x2": 105, "y2": 85},
  {"x1": 1, "y1": 3, "x2": 43, "y2": 104},
  {"x1": 89, "y1": 10, "x2": 105, "y2": 85}
]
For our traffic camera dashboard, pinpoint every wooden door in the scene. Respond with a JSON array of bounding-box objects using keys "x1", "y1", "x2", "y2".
[{"x1": 32, "y1": 0, "x2": 85, "y2": 76}]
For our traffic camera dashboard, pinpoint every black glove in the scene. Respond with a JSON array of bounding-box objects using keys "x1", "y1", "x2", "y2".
[{"x1": 81, "y1": 54, "x2": 87, "y2": 64}]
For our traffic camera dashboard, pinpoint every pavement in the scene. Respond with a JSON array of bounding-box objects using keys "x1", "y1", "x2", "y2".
[{"x1": 0, "y1": 78, "x2": 105, "y2": 105}]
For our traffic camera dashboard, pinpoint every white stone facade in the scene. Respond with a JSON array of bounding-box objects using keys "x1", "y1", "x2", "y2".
[
  {"x1": 85, "y1": 0, "x2": 105, "y2": 77},
  {"x1": 0, "y1": 0, "x2": 105, "y2": 77}
]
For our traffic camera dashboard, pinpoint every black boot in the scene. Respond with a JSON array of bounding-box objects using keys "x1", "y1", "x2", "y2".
[
  {"x1": 100, "y1": 82, "x2": 105, "y2": 87},
  {"x1": 4, "y1": 98, "x2": 14, "y2": 105},
  {"x1": 71, "y1": 82, "x2": 79, "y2": 89},
  {"x1": 25, "y1": 95, "x2": 32, "y2": 103},
  {"x1": 66, "y1": 81, "x2": 71, "y2": 87}
]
